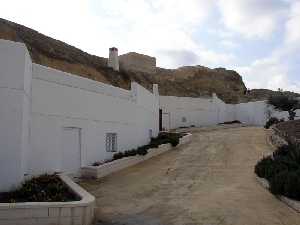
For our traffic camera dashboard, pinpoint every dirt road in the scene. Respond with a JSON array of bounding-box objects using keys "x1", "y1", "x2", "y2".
[{"x1": 80, "y1": 126, "x2": 300, "y2": 225}]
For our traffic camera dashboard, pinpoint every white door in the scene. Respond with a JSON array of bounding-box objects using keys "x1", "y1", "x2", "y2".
[{"x1": 62, "y1": 127, "x2": 81, "y2": 175}]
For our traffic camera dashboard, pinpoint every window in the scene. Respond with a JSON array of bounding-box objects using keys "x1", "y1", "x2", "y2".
[
  {"x1": 182, "y1": 117, "x2": 187, "y2": 123},
  {"x1": 106, "y1": 133, "x2": 117, "y2": 152}
]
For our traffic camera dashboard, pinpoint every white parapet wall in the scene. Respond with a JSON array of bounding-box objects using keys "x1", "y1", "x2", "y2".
[
  {"x1": 29, "y1": 65, "x2": 159, "y2": 176},
  {"x1": 159, "y1": 96, "x2": 218, "y2": 130},
  {"x1": 1, "y1": 38, "x2": 299, "y2": 192},
  {"x1": 0, "y1": 40, "x2": 32, "y2": 191},
  {"x1": 0, "y1": 39, "x2": 159, "y2": 191},
  {"x1": 159, "y1": 94, "x2": 300, "y2": 130}
]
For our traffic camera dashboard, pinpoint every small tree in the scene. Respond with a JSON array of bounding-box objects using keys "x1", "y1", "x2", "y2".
[{"x1": 268, "y1": 94, "x2": 300, "y2": 120}]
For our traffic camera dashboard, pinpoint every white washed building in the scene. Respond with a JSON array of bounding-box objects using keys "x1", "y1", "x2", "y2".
[
  {"x1": 0, "y1": 40, "x2": 159, "y2": 191},
  {"x1": 0, "y1": 39, "x2": 298, "y2": 191}
]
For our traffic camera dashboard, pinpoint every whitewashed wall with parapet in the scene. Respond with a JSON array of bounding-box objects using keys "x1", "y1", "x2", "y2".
[
  {"x1": 159, "y1": 94, "x2": 300, "y2": 130},
  {"x1": 0, "y1": 40, "x2": 32, "y2": 191},
  {"x1": 29, "y1": 64, "x2": 159, "y2": 175},
  {"x1": 159, "y1": 96, "x2": 217, "y2": 129},
  {"x1": 0, "y1": 39, "x2": 159, "y2": 191}
]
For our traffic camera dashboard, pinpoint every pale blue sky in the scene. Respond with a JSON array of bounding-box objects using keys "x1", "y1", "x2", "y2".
[{"x1": 1, "y1": 0, "x2": 300, "y2": 92}]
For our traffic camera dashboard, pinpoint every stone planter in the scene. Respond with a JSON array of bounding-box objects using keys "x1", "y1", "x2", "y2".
[
  {"x1": 266, "y1": 128, "x2": 288, "y2": 150},
  {"x1": 81, "y1": 133, "x2": 192, "y2": 179},
  {"x1": 0, "y1": 174, "x2": 95, "y2": 225}
]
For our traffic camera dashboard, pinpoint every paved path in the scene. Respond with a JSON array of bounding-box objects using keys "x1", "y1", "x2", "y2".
[{"x1": 80, "y1": 126, "x2": 300, "y2": 225}]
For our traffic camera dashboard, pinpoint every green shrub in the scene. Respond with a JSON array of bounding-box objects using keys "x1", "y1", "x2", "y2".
[
  {"x1": 255, "y1": 142, "x2": 300, "y2": 200},
  {"x1": 283, "y1": 170, "x2": 300, "y2": 200},
  {"x1": 124, "y1": 149, "x2": 137, "y2": 157},
  {"x1": 0, "y1": 174, "x2": 79, "y2": 203},
  {"x1": 137, "y1": 146, "x2": 148, "y2": 155},
  {"x1": 108, "y1": 132, "x2": 183, "y2": 162},
  {"x1": 151, "y1": 132, "x2": 181, "y2": 147},
  {"x1": 269, "y1": 171, "x2": 288, "y2": 196},
  {"x1": 265, "y1": 117, "x2": 280, "y2": 129},
  {"x1": 113, "y1": 152, "x2": 124, "y2": 160},
  {"x1": 269, "y1": 170, "x2": 300, "y2": 200},
  {"x1": 169, "y1": 137, "x2": 180, "y2": 147},
  {"x1": 272, "y1": 145, "x2": 290, "y2": 159},
  {"x1": 255, "y1": 156, "x2": 275, "y2": 178}
]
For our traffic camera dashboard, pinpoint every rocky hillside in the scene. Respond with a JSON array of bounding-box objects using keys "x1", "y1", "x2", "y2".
[{"x1": 0, "y1": 18, "x2": 297, "y2": 103}]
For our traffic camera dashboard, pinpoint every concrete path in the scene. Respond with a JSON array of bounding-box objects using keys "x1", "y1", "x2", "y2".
[{"x1": 80, "y1": 126, "x2": 300, "y2": 225}]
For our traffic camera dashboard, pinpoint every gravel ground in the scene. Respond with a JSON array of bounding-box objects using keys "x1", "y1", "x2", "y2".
[{"x1": 80, "y1": 126, "x2": 300, "y2": 225}]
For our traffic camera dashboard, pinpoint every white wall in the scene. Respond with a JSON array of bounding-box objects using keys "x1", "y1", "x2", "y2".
[
  {"x1": 159, "y1": 96, "x2": 218, "y2": 129},
  {"x1": 0, "y1": 40, "x2": 32, "y2": 191},
  {"x1": 29, "y1": 64, "x2": 159, "y2": 175},
  {"x1": 1, "y1": 38, "x2": 299, "y2": 191},
  {"x1": 0, "y1": 39, "x2": 159, "y2": 191},
  {"x1": 159, "y1": 94, "x2": 300, "y2": 130}
]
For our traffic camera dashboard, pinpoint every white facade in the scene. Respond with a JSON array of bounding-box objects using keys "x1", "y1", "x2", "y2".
[
  {"x1": 0, "y1": 39, "x2": 299, "y2": 191},
  {"x1": 0, "y1": 40, "x2": 158, "y2": 191},
  {"x1": 159, "y1": 94, "x2": 300, "y2": 130},
  {"x1": 0, "y1": 40, "x2": 32, "y2": 191}
]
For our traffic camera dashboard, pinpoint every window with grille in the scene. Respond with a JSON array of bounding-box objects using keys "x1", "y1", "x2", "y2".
[{"x1": 106, "y1": 133, "x2": 117, "y2": 152}]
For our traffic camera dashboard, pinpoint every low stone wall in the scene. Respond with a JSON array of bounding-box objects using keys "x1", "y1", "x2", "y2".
[
  {"x1": 0, "y1": 175, "x2": 95, "y2": 225},
  {"x1": 81, "y1": 133, "x2": 192, "y2": 179},
  {"x1": 267, "y1": 127, "x2": 288, "y2": 149},
  {"x1": 272, "y1": 122, "x2": 300, "y2": 148},
  {"x1": 256, "y1": 176, "x2": 300, "y2": 213}
]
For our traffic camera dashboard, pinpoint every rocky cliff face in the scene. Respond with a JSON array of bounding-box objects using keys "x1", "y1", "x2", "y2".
[{"x1": 1, "y1": 18, "x2": 297, "y2": 104}]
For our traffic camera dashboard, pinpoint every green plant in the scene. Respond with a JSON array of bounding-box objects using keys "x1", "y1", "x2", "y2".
[
  {"x1": 264, "y1": 117, "x2": 280, "y2": 129},
  {"x1": 269, "y1": 171, "x2": 288, "y2": 196},
  {"x1": 137, "y1": 146, "x2": 148, "y2": 155},
  {"x1": 272, "y1": 145, "x2": 289, "y2": 159},
  {"x1": 255, "y1": 142, "x2": 300, "y2": 200},
  {"x1": 169, "y1": 137, "x2": 180, "y2": 147},
  {"x1": 283, "y1": 170, "x2": 300, "y2": 200},
  {"x1": 255, "y1": 156, "x2": 275, "y2": 178},
  {"x1": 106, "y1": 132, "x2": 184, "y2": 162},
  {"x1": 113, "y1": 152, "x2": 124, "y2": 160},
  {"x1": 152, "y1": 132, "x2": 181, "y2": 147},
  {"x1": 124, "y1": 149, "x2": 138, "y2": 157},
  {"x1": 0, "y1": 174, "x2": 79, "y2": 203}
]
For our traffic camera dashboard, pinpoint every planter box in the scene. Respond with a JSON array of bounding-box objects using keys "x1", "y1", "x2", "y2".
[
  {"x1": 81, "y1": 133, "x2": 192, "y2": 179},
  {"x1": 179, "y1": 133, "x2": 192, "y2": 145},
  {"x1": 0, "y1": 174, "x2": 95, "y2": 225},
  {"x1": 256, "y1": 176, "x2": 300, "y2": 213}
]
